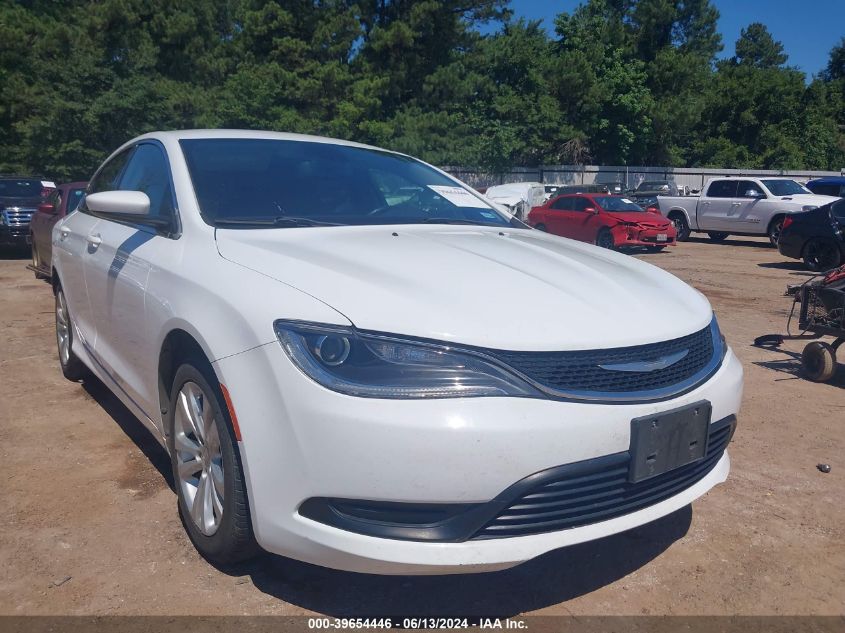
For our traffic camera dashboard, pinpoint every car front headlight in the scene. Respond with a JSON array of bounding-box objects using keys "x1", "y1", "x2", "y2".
[{"x1": 274, "y1": 320, "x2": 541, "y2": 399}]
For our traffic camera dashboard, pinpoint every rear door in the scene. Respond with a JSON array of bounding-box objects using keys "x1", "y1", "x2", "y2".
[
  {"x1": 544, "y1": 196, "x2": 577, "y2": 236},
  {"x1": 698, "y1": 180, "x2": 738, "y2": 231},
  {"x1": 83, "y1": 142, "x2": 178, "y2": 420}
]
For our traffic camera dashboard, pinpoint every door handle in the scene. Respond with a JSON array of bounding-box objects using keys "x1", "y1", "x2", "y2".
[
  {"x1": 59, "y1": 227, "x2": 70, "y2": 240},
  {"x1": 731, "y1": 202, "x2": 741, "y2": 206},
  {"x1": 86, "y1": 233, "x2": 102, "y2": 247}
]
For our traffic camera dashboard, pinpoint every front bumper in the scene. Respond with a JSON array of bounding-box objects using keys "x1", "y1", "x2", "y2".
[
  {"x1": 611, "y1": 224, "x2": 676, "y2": 247},
  {"x1": 214, "y1": 342, "x2": 743, "y2": 575},
  {"x1": 0, "y1": 225, "x2": 30, "y2": 246}
]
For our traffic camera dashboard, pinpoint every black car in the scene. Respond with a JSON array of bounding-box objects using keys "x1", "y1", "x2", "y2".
[
  {"x1": 778, "y1": 199, "x2": 845, "y2": 271},
  {"x1": 0, "y1": 176, "x2": 54, "y2": 250}
]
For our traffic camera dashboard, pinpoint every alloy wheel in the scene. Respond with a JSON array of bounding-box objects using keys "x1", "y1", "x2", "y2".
[
  {"x1": 174, "y1": 382, "x2": 225, "y2": 536},
  {"x1": 55, "y1": 289, "x2": 71, "y2": 366},
  {"x1": 769, "y1": 219, "x2": 784, "y2": 246},
  {"x1": 597, "y1": 231, "x2": 615, "y2": 249},
  {"x1": 804, "y1": 240, "x2": 841, "y2": 272}
]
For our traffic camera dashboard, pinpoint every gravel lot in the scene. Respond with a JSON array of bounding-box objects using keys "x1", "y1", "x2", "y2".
[{"x1": 0, "y1": 236, "x2": 843, "y2": 617}]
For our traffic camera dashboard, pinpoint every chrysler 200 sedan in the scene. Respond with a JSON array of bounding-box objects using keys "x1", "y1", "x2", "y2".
[{"x1": 52, "y1": 130, "x2": 743, "y2": 574}]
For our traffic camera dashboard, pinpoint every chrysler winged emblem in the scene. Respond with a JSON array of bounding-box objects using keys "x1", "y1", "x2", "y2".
[{"x1": 598, "y1": 349, "x2": 689, "y2": 373}]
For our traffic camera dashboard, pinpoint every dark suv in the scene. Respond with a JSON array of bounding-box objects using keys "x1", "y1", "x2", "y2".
[{"x1": 0, "y1": 176, "x2": 55, "y2": 250}]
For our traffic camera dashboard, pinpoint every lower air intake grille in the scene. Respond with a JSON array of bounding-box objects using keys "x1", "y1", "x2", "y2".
[{"x1": 472, "y1": 416, "x2": 733, "y2": 539}]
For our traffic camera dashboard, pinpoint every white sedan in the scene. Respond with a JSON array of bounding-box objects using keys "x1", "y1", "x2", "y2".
[{"x1": 52, "y1": 130, "x2": 743, "y2": 574}]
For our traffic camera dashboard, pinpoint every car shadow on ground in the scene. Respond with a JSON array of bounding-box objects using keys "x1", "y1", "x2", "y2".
[
  {"x1": 751, "y1": 344, "x2": 845, "y2": 387},
  {"x1": 81, "y1": 374, "x2": 175, "y2": 491},
  {"x1": 756, "y1": 261, "x2": 817, "y2": 275},
  {"x1": 233, "y1": 507, "x2": 692, "y2": 617},
  {"x1": 79, "y1": 367, "x2": 694, "y2": 616},
  {"x1": 686, "y1": 236, "x2": 774, "y2": 249}
]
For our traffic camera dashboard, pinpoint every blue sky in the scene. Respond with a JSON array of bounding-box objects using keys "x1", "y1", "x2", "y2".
[{"x1": 487, "y1": 0, "x2": 844, "y2": 77}]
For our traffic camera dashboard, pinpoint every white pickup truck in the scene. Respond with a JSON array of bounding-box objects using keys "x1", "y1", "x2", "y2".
[{"x1": 657, "y1": 177, "x2": 839, "y2": 245}]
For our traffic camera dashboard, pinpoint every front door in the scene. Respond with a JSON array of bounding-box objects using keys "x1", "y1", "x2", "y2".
[{"x1": 84, "y1": 142, "x2": 177, "y2": 421}]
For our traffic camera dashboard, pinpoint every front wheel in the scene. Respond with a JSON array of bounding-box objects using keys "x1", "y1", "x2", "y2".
[
  {"x1": 768, "y1": 216, "x2": 784, "y2": 247},
  {"x1": 167, "y1": 361, "x2": 258, "y2": 565},
  {"x1": 801, "y1": 342, "x2": 837, "y2": 382},
  {"x1": 803, "y1": 239, "x2": 842, "y2": 272},
  {"x1": 669, "y1": 213, "x2": 690, "y2": 241},
  {"x1": 596, "y1": 228, "x2": 615, "y2": 250}
]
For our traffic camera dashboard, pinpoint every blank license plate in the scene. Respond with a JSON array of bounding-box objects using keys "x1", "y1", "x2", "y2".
[
  {"x1": 629, "y1": 401, "x2": 711, "y2": 483},
  {"x1": 656, "y1": 233, "x2": 668, "y2": 242}
]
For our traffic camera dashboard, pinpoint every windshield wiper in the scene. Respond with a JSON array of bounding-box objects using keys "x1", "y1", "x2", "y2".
[
  {"x1": 214, "y1": 216, "x2": 341, "y2": 228},
  {"x1": 421, "y1": 217, "x2": 487, "y2": 225}
]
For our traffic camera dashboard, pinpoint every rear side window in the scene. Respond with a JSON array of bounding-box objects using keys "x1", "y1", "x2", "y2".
[
  {"x1": 551, "y1": 197, "x2": 572, "y2": 210},
  {"x1": 90, "y1": 148, "x2": 134, "y2": 194},
  {"x1": 706, "y1": 180, "x2": 738, "y2": 198},
  {"x1": 116, "y1": 143, "x2": 175, "y2": 219},
  {"x1": 833, "y1": 200, "x2": 845, "y2": 221}
]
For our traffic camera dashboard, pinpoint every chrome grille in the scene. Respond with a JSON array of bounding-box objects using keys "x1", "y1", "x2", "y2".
[{"x1": 2, "y1": 207, "x2": 36, "y2": 227}]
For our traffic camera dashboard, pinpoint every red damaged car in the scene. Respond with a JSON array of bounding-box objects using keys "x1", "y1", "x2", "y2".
[{"x1": 528, "y1": 193, "x2": 676, "y2": 251}]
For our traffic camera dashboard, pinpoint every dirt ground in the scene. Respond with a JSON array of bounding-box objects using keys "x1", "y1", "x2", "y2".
[{"x1": 0, "y1": 235, "x2": 843, "y2": 617}]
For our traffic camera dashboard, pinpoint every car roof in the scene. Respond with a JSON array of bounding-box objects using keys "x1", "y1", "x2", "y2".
[
  {"x1": 135, "y1": 129, "x2": 389, "y2": 154},
  {"x1": 807, "y1": 176, "x2": 845, "y2": 185}
]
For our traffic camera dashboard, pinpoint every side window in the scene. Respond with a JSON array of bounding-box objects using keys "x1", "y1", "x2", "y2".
[
  {"x1": 737, "y1": 180, "x2": 765, "y2": 198},
  {"x1": 706, "y1": 180, "x2": 738, "y2": 198},
  {"x1": 809, "y1": 183, "x2": 840, "y2": 197},
  {"x1": 89, "y1": 148, "x2": 134, "y2": 194},
  {"x1": 551, "y1": 197, "x2": 571, "y2": 210},
  {"x1": 116, "y1": 143, "x2": 176, "y2": 219},
  {"x1": 48, "y1": 189, "x2": 61, "y2": 208},
  {"x1": 570, "y1": 197, "x2": 589, "y2": 212},
  {"x1": 832, "y1": 200, "x2": 845, "y2": 221}
]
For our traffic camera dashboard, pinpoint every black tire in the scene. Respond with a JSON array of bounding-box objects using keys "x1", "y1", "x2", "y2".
[
  {"x1": 535, "y1": 223, "x2": 547, "y2": 232},
  {"x1": 669, "y1": 213, "x2": 690, "y2": 241},
  {"x1": 31, "y1": 243, "x2": 48, "y2": 280},
  {"x1": 768, "y1": 216, "x2": 784, "y2": 247},
  {"x1": 55, "y1": 285, "x2": 88, "y2": 381},
  {"x1": 596, "y1": 228, "x2": 615, "y2": 250},
  {"x1": 803, "y1": 239, "x2": 842, "y2": 272},
  {"x1": 801, "y1": 342, "x2": 837, "y2": 382},
  {"x1": 707, "y1": 232, "x2": 729, "y2": 242},
  {"x1": 167, "y1": 360, "x2": 259, "y2": 565}
]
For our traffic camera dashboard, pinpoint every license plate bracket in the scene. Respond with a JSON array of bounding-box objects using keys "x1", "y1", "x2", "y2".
[{"x1": 629, "y1": 400, "x2": 711, "y2": 483}]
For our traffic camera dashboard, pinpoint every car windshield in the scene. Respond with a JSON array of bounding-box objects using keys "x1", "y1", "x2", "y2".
[
  {"x1": 761, "y1": 179, "x2": 811, "y2": 196},
  {"x1": 0, "y1": 179, "x2": 42, "y2": 198},
  {"x1": 594, "y1": 196, "x2": 644, "y2": 212},
  {"x1": 180, "y1": 139, "x2": 513, "y2": 228},
  {"x1": 637, "y1": 181, "x2": 667, "y2": 190}
]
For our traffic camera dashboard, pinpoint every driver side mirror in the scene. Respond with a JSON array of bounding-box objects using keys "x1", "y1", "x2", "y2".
[
  {"x1": 37, "y1": 202, "x2": 56, "y2": 215},
  {"x1": 744, "y1": 189, "x2": 764, "y2": 199},
  {"x1": 584, "y1": 207, "x2": 598, "y2": 214},
  {"x1": 86, "y1": 190, "x2": 151, "y2": 216}
]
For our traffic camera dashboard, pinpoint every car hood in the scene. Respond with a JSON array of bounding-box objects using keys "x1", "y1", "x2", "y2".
[
  {"x1": 604, "y1": 211, "x2": 671, "y2": 226},
  {"x1": 216, "y1": 225, "x2": 712, "y2": 351},
  {"x1": 776, "y1": 193, "x2": 840, "y2": 207}
]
